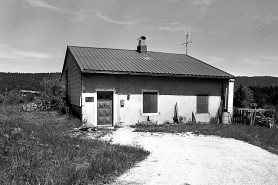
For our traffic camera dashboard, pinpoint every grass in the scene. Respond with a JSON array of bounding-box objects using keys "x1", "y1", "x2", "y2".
[
  {"x1": 132, "y1": 123, "x2": 278, "y2": 155},
  {"x1": 0, "y1": 105, "x2": 149, "y2": 185}
]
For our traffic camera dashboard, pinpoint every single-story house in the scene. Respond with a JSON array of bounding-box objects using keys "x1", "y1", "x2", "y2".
[{"x1": 62, "y1": 36, "x2": 235, "y2": 127}]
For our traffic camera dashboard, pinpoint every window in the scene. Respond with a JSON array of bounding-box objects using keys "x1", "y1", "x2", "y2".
[
  {"x1": 143, "y1": 92, "x2": 158, "y2": 113},
  {"x1": 197, "y1": 95, "x2": 208, "y2": 113}
]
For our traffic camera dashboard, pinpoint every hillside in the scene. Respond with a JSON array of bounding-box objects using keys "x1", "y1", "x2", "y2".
[
  {"x1": 0, "y1": 72, "x2": 61, "y2": 94},
  {"x1": 235, "y1": 76, "x2": 278, "y2": 89}
]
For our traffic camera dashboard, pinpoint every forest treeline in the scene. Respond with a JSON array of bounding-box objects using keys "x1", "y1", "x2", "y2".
[
  {"x1": 233, "y1": 77, "x2": 278, "y2": 109},
  {"x1": 0, "y1": 72, "x2": 61, "y2": 94},
  {"x1": 0, "y1": 72, "x2": 67, "y2": 113},
  {"x1": 234, "y1": 85, "x2": 278, "y2": 108},
  {"x1": 235, "y1": 76, "x2": 278, "y2": 89}
]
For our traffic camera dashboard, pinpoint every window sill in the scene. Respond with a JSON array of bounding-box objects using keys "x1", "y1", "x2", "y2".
[{"x1": 142, "y1": 113, "x2": 159, "y2": 116}]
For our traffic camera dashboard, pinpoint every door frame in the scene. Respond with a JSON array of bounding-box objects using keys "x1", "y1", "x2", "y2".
[{"x1": 96, "y1": 90, "x2": 115, "y2": 126}]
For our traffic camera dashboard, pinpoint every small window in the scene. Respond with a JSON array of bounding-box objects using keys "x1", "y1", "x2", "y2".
[
  {"x1": 143, "y1": 92, "x2": 158, "y2": 113},
  {"x1": 197, "y1": 95, "x2": 208, "y2": 113}
]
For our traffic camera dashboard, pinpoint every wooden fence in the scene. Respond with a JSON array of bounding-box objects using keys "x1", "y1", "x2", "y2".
[
  {"x1": 233, "y1": 109, "x2": 251, "y2": 124},
  {"x1": 232, "y1": 108, "x2": 275, "y2": 128}
]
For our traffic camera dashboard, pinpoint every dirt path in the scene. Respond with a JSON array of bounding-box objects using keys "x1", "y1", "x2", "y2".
[{"x1": 101, "y1": 127, "x2": 278, "y2": 185}]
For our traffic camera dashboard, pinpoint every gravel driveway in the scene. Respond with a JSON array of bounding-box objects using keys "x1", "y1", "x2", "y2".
[{"x1": 101, "y1": 127, "x2": 278, "y2": 185}]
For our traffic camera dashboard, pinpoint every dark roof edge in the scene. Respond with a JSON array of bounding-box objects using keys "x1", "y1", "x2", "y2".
[
  {"x1": 81, "y1": 69, "x2": 233, "y2": 80},
  {"x1": 62, "y1": 46, "x2": 83, "y2": 74}
]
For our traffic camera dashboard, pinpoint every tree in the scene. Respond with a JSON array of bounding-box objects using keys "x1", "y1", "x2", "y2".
[
  {"x1": 234, "y1": 84, "x2": 254, "y2": 108},
  {"x1": 40, "y1": 76, "x2": 65, "y2": 101},
  {"x1": 39, "y1": 75, "x2": 67, "y2": 113}
]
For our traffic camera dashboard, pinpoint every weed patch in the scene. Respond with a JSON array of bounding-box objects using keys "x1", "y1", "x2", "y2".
[{"x1": 0, "y1": 106, "x2": 149, "y2": 184}]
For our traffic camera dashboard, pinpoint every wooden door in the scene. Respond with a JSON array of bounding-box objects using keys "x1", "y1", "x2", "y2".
[{"x1": 97, "y1": 92, "x2": 113, "y2": 126}]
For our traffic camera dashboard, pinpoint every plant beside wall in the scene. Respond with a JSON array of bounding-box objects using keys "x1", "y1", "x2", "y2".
[
  {"x1": 0, "y1": 94, "x2": 4, "y2": 104},
  {"x1": 39, "y1": 75, "x2": 68, "y2": 114},
  {"x1": 2, "y1": 90, "x2": 26, "y2": 104}
]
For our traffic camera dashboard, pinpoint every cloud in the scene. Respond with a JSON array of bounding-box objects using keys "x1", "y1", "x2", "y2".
[
  {"x1": 157, "y1": 26, "x2": 185, "y2": 32},
  {"x1": 24, "y1": 0, "x2": 62, "y2": 12},
  {"x1": 190, "y1": 0, "x2": 220, "y2": 16},
  {"x1": 0, "y1": 44, "x2": 51, "y2": 59},
  {"x1": 202, "y1": 56, "x2": 226, "y2": 64},
  {"x1": 241, "y1": 54, "x2": 278, "y2": 73},
  {"x1": 71, "y1": 8, "x2": 92, "y2": 22},
  {"x1": 190, "y1": 0, "x2": 219, "y2": 6},
  {"x1": 94, "y1": 11, "x2": 136, "y2": 25},
  {"x1": 140, "y1": 21, "x2": 196, "y2": 32},
  {"x1": 262, "y1": 15, "x2": 278, "y2": 25},
  {"x1": 158, "y1": 26, "x2": 200, "y2": 33},
  {"x1": 13, "y1": 51, "x2": 50, "y2": 59},
  {"x1": 255, "y1": 54, "x2": 278, "y2": 62}
]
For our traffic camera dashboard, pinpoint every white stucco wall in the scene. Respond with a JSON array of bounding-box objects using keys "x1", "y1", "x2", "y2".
[
  {"x1": 227, "y1": 79, "x2": 235, "y2": 115},
  {"x1": 81, "y1": 74, "x2": 228, "y2": 126},
  {"x1": 117, "y1": 94, "x2": 221, "y2": 125}
]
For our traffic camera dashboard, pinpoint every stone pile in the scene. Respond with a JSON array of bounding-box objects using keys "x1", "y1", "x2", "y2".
[{"x1": 22, "y1": 102, "x2": 52, "y2": 112}]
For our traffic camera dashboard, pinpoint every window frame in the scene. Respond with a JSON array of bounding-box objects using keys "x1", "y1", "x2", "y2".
[
  {"x1": 196, "y1": 94, "x2": 209, "y2": 114},
  {"x1": 141, "y1": 90, "x2": 159, "y2": 116}
]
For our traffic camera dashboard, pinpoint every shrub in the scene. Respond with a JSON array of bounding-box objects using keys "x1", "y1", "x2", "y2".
[
  {"x1": 25, "y1": 93, "x2": 35, "y2": 102},
  {"x1": 39, "y1": 76, "x2": 69, "y2": 114},
  {"x1": 3, "y1": 90, "x2": 24, "y2": 104},
  {"x1": 57, "y1": 101, "x2": 69, "y2": 115},
  {"x1": 0, "y1": 94, "x2": 4, "y2": 103},
  {"x1": 136, "y1": 121, "x2": 157, "y2": 127}
]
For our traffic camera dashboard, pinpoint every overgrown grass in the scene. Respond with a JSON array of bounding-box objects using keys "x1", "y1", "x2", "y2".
[
  {"x1": 0, "y1": 105, "x2": 149, "y2": 185},
  {"x1": 133, "y1": 123, "x2": 278, "y2": 155}
]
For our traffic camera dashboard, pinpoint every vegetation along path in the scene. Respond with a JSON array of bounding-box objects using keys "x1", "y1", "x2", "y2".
[{"x1": 101, "y1": 127, "x2": 278, "y2": 185}]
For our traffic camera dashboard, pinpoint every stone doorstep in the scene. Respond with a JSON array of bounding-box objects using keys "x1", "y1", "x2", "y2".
[{"x1": 97, "y1": 126, "x2": 116, "y2": 130}]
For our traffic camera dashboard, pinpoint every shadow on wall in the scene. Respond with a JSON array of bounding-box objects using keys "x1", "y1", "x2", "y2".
[{"x1": 83, "y1": 74, "x2": 225, "y2": 96}]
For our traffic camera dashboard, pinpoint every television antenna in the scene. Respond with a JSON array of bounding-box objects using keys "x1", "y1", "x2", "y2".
[{"x1": 182, "y1": 31, "x2": 192, "y2": 55}]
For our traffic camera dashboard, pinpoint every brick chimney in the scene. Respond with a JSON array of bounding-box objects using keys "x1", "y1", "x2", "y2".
[{"x1": 137, "y1": 36, "x2": 147, "y2": 53}]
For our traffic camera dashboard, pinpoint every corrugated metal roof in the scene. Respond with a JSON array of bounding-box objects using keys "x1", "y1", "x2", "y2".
[{"x1": 67, "y1": 46, "x2": 234, "y2": 79}]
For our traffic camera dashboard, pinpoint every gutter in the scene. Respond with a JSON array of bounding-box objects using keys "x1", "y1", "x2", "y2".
[{"x1": 81, "y1": 69, "x2": 234, "y2": 80}]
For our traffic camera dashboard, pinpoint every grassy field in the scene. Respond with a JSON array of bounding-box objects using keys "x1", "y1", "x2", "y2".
[
  {"x1": 0, "y1": 105, "x2": 149, "y2": 185},
  {"x1": 133, "y1": 123, "x2": 278, "y2": 155}
]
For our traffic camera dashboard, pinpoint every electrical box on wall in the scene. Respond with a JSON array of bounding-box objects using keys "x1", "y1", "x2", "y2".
[
  {"x1": 85, "y1": 97, "x2": 94, "y2": 102},
  {"x1": 120, "y1": 100, "x2": 125, "y2": 107}
]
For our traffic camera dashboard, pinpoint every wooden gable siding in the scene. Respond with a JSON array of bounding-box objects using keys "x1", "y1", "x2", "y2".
[{"x1": 64, "y1": 50, "x2": 81, "y2": 107}]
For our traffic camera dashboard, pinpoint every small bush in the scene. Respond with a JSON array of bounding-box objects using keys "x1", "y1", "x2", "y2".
[
  {"x1": 135, "y1": 121, "x2": 157, "y2": 127},
  {"x1": 57, "y1": 101, "x2": 69, "y2": 115},
  {"x1": 0, "y1": 94, "x2": 4, "y2": 103},
  {"x1": 25, "y1": 93, "x2": 35, "y2": 102}
]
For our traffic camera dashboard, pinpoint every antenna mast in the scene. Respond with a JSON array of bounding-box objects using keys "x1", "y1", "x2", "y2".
[{"x1": 182, "y1": 31, "x2": 192, "y2": 55}]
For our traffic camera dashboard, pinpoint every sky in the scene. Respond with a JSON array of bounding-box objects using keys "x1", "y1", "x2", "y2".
[{"x1": 0, "y1": 0, "x2": 278, "y2": 77}]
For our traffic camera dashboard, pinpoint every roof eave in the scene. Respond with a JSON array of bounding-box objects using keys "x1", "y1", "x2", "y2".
[{"x1": 81, "y1": 69, "x2": 233, "y2": 79}]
